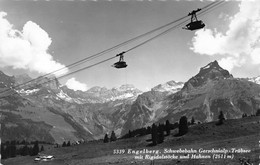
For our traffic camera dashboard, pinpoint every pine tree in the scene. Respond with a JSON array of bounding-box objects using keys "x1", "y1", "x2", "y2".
[
  {"x1": 66, "y1": 141, "x2": 71, "y2": 147},
  {"x1": 165, "y1": 120, "x2": 171, "y2": 136},
  {"x1": 216, "y1": 111, "x2": 225, "y2": 125},
  {"x1": 128, "y1": 130, "x2": 132, "y2": 138},
  {"x1": 31, "y1": 141, "x2": 39, "y2": 156},
  {"x1": 256, "y1": 109, "x2": 260, "y2": 116},
  {"x1": 242, "y1": 113, "x2": 248, "y2": 118},
  {"x1": 103, "y1": 133, "x2": 109, "y2": 143},
  {"x1": 219, "y1": 111, "x2": 225, "y2": 120},
  {"x1": 40, "y1": 145, "x2": 44, "y2": 152},
  {"x1": 146, "y1": 126, "x2": 151, "y2": 134},
  {"x1": 62, "y1": 141, "x2": 67, "y2": 147},
  {"x1": 110, "y1": 131, "x2": 117, "y2": 142},
  {"x1": 178, "y1": 116, "x2": 188, "y2": 136},
  {"x1": 151, "y1": 123, "x2": 158, "y2": 145}
]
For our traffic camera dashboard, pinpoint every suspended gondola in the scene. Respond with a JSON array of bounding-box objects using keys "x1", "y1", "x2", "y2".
[
  {"x1": 112, "y1": 52, "x2": 127, "y2": 69},
  {"x1": 183, "y1": 8, "x2": 205, "y2": 31}
]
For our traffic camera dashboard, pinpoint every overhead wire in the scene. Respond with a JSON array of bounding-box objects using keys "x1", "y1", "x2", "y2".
[
  {"x1": 0, "y1": 1, "x2": 227, "y2": 98},
  {"x1": 125, "y1": 1, "x2": 225, "y2": 53},
  {"x1": 0, "y1": 1, "x2": 225, "y2": 97},
  {"x1": 3, "y1": 11, "x2": 192, "y2": 92},
  {"x1": 42, "y1": 0, "x2": 219, "y2": 75},
  {"x1": 3, "y1": 0, "x2": 219, "y2": 93}
]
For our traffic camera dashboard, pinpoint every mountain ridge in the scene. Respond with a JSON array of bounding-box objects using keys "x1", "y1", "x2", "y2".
[{"x1": 1, "y1": 60, "x2": 260, "y2": 143}]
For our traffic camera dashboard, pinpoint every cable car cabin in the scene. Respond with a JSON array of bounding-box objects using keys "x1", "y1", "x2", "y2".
[
  {"x1": 113, "y1": 52, "x2": 127, "y2": 69},
  {"x1": 183, "y1": 8, "x2": 205, "y2": 31},
  {"x1": 113, "y1": 61, "x2": 127, "y2": 69},
  {"x1": 184, "y1": 20, "x2": 205, "y2": 31}
]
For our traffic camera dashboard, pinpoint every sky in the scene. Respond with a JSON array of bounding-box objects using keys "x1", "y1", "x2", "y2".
[{"x1": 0, "y1": 0, "x2": 259, "y2": 92}]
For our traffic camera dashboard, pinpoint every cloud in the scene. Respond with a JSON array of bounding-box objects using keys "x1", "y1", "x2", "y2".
[
  {"x1": 218, "y1": 57, "x2": 246, "y2": 72},
  {"x1": 0, "y1": 12, "x2": 68, "y2": 76},
  {"x1": 65, "y1": 78, "x2": 88, "y2": 91},
  {"x1": 190, "y1": 1, "x2": 260, "y2": 71},
  {"x1": 251, "y1": 48, "x2": 260, "y2": 64}
]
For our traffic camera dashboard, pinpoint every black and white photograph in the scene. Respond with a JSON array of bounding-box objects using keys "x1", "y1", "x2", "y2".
[{"x1": 0, "y1": 0, "x2": 259, "y2": 164}]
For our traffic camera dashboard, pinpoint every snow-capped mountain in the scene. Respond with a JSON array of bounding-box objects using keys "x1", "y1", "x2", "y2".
[
  {"x1": 85, "y1": 84, "x2": 142, "y2": 102},
  {"x1": 0, "y1": 72, "x2": 144, "y2": 143},
  {"x1": 2, "y1": 60, "x2": 260, "y2": 143},
  {"x1": 119, "y1": 61, "x2": 260, "y2": 135},
  {"x1": 152, "y1": 80, "x2": 184, "y2": 93},
  {"x1": 61, "y1": 84, "x2": 143, "y2": 104},
  {"x1": 183, "y1": 60, "x2": 233, "y2": 90},
  {"x1": 247, "y1": 76, "x2": 260, "y2": 85}
]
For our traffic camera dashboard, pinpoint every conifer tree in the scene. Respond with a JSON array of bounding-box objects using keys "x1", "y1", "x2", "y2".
[
  {"x1": 151, "y1": 123, "x2": 158, "y2": 145},
  {"x1": 256, "y1": 109, "x2": 260, "y2": 116},
  {"x1": 178, "y1": 116, "x2": 188, "y2": 135},
  {"x1": 110, "y1": 131, "x2": 117, "y2": 142},
  {"x1": 103, "y1": 133, "x2": 109, "y2": 143},
  {"x1": 165, "y1": 120, "x2": 171, "y2": 136},
  {"x1": 146, "y1": 126, "x2": 151, "y2": 134},
  {"x1": 31, "y1": 141, "x2": 39, "y2": 156},
  {"x1": 128, "y1": 130, "x2": 132, "y2": 138},
  {"x1": 216, "y1": 110, "x2": 225, "y2": 125},
  {"x1": 62, "y1": 141, "x2": 67, "y2": 147},
  {"x1": 67, "y1": 141, "x2": 71, "y2": 147}
]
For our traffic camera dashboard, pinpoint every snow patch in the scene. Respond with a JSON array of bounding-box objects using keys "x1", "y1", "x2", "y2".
[
  {"x1": 82, "y1": 126, "x2": 93, "y2": 135},
  {"x1": 230, "y1": 100, "x2": 234, "y2": 106},
  {"x1": 203, "y1": 96, "x2": 213, "y2": 122},
  {"x1": 57, "y1": 90, "x2": 73, "y2": 101},
  {"x1": 56, "y1": 90, "x2": 84, "y2": 104},
  {"x1": 110, "y1": 93, "x2": 135, "y2": 101},
  {"x1": 248, "y1": 76, "x2": 260, "y2": 85},
  {"x1": 202, "y1": 64, "x2": 210, "y2": 70},
  {"x1": 18, "y1": 88, "x2": 40, "y2": 95},
  {"x1": 153, "y1": 81, "x2": 184, "y2": 93}
]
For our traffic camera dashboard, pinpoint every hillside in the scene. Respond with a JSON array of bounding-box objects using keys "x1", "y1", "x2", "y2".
[
  {"x1": 122, "y1": 61, "x2": 260, "y2": 134},
  {"x1": 1, "y1": 60, "x2": 260, "y2": 144},
  {"x1": 0, "y1": 72, "x2": 146, "y2": 143},
  {"x1": 3, "y1": 116, "x2": 260, "y2": 165}
]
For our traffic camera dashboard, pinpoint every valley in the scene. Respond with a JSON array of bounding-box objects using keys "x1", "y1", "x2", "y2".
[
  {"x1": 1, "y1": 61, "x2": 260, "y2": 165},
  {"x1": 1, "y1": 61, "x2": 260, "y2": 144},
  {"x1": 2, "y1": 116, "x2": 260, "y2": 165}
]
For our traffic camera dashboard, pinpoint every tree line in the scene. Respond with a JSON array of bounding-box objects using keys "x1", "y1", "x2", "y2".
[
  {"x1": 62, "y1": 141, "x2": 71, "y2": 147},
  {"x1": 103, "y1": 131, "x2": 117, "y2": 143},
  {"x1": 103, "y1": 116, "x2": 197, "y2": 145},
  {"x1": 102, "y1": 108, "x2": 260, "y2": 145},
  {"x1": 1, "y1": 140, "x2": 44, "y2": 159}
]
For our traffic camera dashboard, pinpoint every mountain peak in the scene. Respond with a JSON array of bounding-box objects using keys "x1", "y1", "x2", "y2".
[
  {"x1": 184, "y1": 61, "x2": 233, "y2": 89},
  {"x1": 200, "y1": 60, "x2": 219, "y2": 70},
  {"x1": 198, "y1": 60, "x2": 232, "y2": 78},
  {"x1": 152, "y1": 80, "x2": 184, "y2": 93}
]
